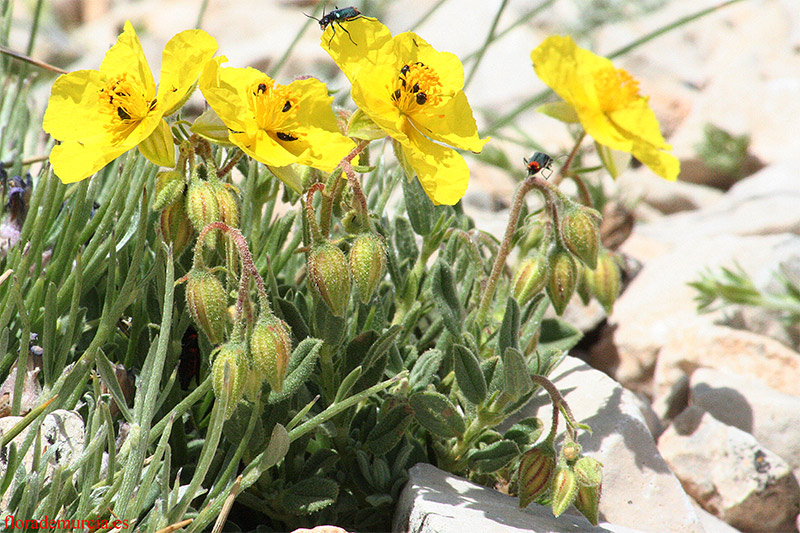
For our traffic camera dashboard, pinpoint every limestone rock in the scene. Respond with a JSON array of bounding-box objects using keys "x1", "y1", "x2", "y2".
[
  {"x1": 393, "y1": 463, "x2": 643, "y2": 533},
  {"x1": 503, "y1": 356, "x2": 703, "y2": 533},
  {"x1": 658, "y1": 406, "x2": 800, "y2": 531},
  {"x1": 690, "y1": 367, "x2": 800, "y2": 469}
]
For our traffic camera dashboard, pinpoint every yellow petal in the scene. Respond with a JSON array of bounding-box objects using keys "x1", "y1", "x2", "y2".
[
  {"x1": 137, "y1": 119, "x2": 175, "y2": 167},
  {"x1": 531, "y1": 35, "x2": 601, "y2": 116},
  {"x1": 632, "y1": 142, "x2": 680, "y2": 181},
  {"x1": 350, "y1": 62, "x2": 408, "y2": 143},
  {"x1": 231, "y1": 130, "x2": 299, "y2": 169},
  {"x1": 158, "y1": 29, "x2": 218, "y2": 115},
  {"x1": 43, "y1": 70, "x2": 108, "y2": 142},
  {"x1": 391, "y1": 33, "x2": 465, "y2": 93},
  {"x1": 99, "y1": 21, "x2": 156, "y2": 100},
  {"x1": 267, "y1": 164, "x2": 304, "y2": 194},
  {"x1": 402, "y1": 126, "x2": 470, "y2": 206},
  {"x1": 321, "y1": 17, "x2": 393, "y2": 81},
  {"x1": 199, "y1": 56, "x2": 258, "y2": 134},
  {"x1": 50, "y1": 141, "x2": 129, "y2": 184},
  {"x1": 412, "y1": 91, "x2": 488, "y2": 153}
]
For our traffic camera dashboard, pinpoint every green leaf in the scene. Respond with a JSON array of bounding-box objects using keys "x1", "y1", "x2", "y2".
[
  {"x1": 281, "y1": 476, "x2": 339, "y2": 515},
  {"x1": 451, "y1": 344, "x2": 487, "y2": 405},
  {"x1": 538, "y1": 318, "x2": 582, "y2": 353},
  {"x1": 276, "y1": 297, "x2": 310, "y2": 342},
  {"x1": 260, "y1": 423, "x2": 290, "y2": 472},
  {"x1": 529, "y1": 348, "x2": 566, "y2": 377},
  {"x1": 268, "y1": 338, "x2": 323, "y2": 404},
  {"x1": 365, "y1": 404, "x2": 414, "y2": 455},
  {"x1": 335, "y1": 366, "x2": 363, "y2": 403},
  {"x1": 401, "y1": 171, "x2": 435, "y2": 236},
  {"x1": 503, "y1": 347, "x2": 533, "y2": 400},
  {"x1": 467, "y1": 439, "x2": 520, "y2": 474},
  {"x1": 410, "y1": 391, "x2": 465, "y2": 439},
  {"x1": 394, "y1": 216, "x2": 419, "y2": 263},
  {"x1": 497, "y1": 296, "x2": 521, "y2": 356},
  {"x1": 430, "y1": 259, "x2": 463, "y2": 337},
  {"x1": 409, "y1": 348, "x2": 444, "y2": 391},
  {"x1": 312, "y1": 297, "x2": 346, "y2": 346},
  {"x1": 504, "y1": 417, "x2": 544, "y2": 448}
]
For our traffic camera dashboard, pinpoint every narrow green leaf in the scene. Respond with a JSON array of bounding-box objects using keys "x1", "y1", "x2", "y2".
[
  {"x1": 282, "y1": 476, "x2": 339, "y2": 515},
  {"x1": 498, "y1": 296, "x2": 521, "y2": 356},
  {"x1": 409, "y1": 349, "x2": 444, "y2": 391},
  {"x1": 430, "y1": 260, "x2": 463, "y2": 337},
  {"x1": 451, "y1": 344, "x2": 487, "y2": 405},
  {"x1": 409, "y1": 391, "x2": 465, "y2": 439},
  {"x1": 365, "y1": 404, "x2": 413, "y2": 455},
  {"x1": 268, "y1": 338, "x2": 323, "y2": 404},
  {"x1": 467, "y1": 439, "x2": 520, "y2": 474},
  {"x1": 335, "y1": 366, "x2": 363, "y2": 403},
  {"x1": 401, "y1": 172, "x2": 435, "y2": 236},
  {"x1": 504, "y1": 417, "x2": 544, "y2": 448},
  {"x1": 503, "y1": 347, "x2": 533, "y2": 400}
]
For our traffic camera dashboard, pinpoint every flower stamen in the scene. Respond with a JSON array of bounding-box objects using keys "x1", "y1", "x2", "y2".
[
  {"x1": 390, "y1": 62, "x2": 441, "y2": 113},
  {"x1": 247, "y1": 78, "x2": 300, "y2": 141},
  {"x1": 594, "y1": 68, "x2": 641, "y2": 113},
  {"x1": 99, "y1": 73, "x2": 154, "y2": 141}
]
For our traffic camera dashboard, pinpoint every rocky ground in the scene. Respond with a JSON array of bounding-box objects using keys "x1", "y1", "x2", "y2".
[{"x1": 8, "y1": 0, "x2": 800, "y2": 531}]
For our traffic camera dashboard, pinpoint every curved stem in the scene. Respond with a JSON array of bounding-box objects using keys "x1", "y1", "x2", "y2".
[{"x1": 554, "y1": 131, "x2": 586, "y2": 185}]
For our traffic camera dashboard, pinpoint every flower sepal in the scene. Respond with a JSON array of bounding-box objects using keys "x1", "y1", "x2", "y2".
[
  {"x1": 191, "y1": 108, "x2": 235, "y2": 146},
  {"x1": 138, "y1": 119, "x2": 176, "y2": 168},
  {"x1": 347, "y1": 108, "x2": 386, "y2": 141},
  {"x1": 536, "y1": 101, "x2": 580, "y2": 124},
  {"x1": 595, "y1": 142, "x2": 631, "y2": 180}
]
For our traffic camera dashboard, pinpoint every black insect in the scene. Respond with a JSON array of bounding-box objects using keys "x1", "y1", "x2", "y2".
[
  {"x1": 524, "y1": 152, "x2": 554, "y2": 178},
  {"x1": 306, "y1": 6, "x2": 371, "y2": 45}
]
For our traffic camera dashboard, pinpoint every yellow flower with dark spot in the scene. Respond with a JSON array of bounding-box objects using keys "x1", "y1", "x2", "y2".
[
  {"x1": 322, "y1": 19, "x2": 488, "y2": 206},
  {"x1": 531, "y1": 35, "x2": 679, "y2": 181},
  {"x1": 198, "y1": 57, "x2": 355, "y2": 192},
  {"x1": 43, "y1": 21, "x2": 217, "y2": 184}
]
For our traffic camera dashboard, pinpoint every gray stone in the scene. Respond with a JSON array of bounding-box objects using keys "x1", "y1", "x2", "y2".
[
  {"x1": 690, "y1": 367, "x2": 800, "y2": 469},
  {"x1": 393, "y1": 463, "x2": 643, "y2": 533},
  {"x1": 503, "y1": 356, "x2": 702, "y2": 533},
  {"x1": 691, "y1": 500, "x2": 742, "y2": 533},
  {"x1": 600, "y1": 233, "x2": 800, "y2": 391},
  {"x1": 654, "y1": 324, "x2": 800, "y2": 403},
  {"x1": 616, "y1": 166, "x2": 723, "y2": 214},
  {"x1": 658, "y1": 406, "x2": 800, "y2": 532}
]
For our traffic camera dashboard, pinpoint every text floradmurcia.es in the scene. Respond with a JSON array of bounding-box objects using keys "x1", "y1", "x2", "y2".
[{"x1": 4, "y1": 516, "x2": 131, "y2": 530}]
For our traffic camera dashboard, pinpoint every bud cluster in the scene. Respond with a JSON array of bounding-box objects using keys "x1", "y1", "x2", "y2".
[
  {"x1": 185, "y1": 164, "x2": 240, "y2": 248},
  {"x1": 517, "y1": 437, "x2": 603, "y2": 526}
]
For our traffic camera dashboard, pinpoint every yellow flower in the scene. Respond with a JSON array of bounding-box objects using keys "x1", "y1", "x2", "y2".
[
  {"x1": 43, "y1": 21, "x2": 217, "y2": 184},
  {"x1": 198, "y1": 57, "x2": 355, "y2": 192},
  {"x1": 531, "y1": 35, "x2": 679, "y2": 181},
  {"x1": 322, "y1": 19, "x2": 488, "y2": 206}
]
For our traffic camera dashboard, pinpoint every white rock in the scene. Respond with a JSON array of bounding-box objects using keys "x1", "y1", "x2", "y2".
[
  {"x1": 654, "y1": 324, "x2": 800, "y2": 402},
  {"x1": 599, "y1": 233, "x2": 800, "y2": 390},
  {"x1": 616, "y1": 166, "x2": 723, "y2": 215},
  {"x1": 658, "y1": 406, "x2": 800, "y2": 532},
  {"x1": 690, "y1": 367, "x2": 800, "y2": 469},
  {"x1": 503, "y1": 356, "x2": 703, "y2": 533},
  {"x1": 393, "y1": 463, "x2": 643, "y2": 533}
]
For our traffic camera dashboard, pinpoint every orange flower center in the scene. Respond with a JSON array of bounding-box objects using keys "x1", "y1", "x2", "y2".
[
  {"x1": 246, "y1": 78, "x2": 300, "y2": 142},
  {"x1": 594, "y1": 68, "x2": 640, "y2": 113},
  {"x1": 99, "y1": 73, "x2": 155, "y2": 141},
  {"x1": 390, "y1": 62, "x2": 442, "y2": 114}
]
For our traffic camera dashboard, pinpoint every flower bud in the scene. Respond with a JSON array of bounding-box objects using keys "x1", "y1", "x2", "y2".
[
  {"x1": 512, "y1": 256, "x2": 548, "y2": 306},
  {"x1": 249, "y1": 313, "x2": 292, "y2": 396},
  {"x1": 307, "y1": 242, "x2": 351, "y2": 317},
  {"x1": 550, "y1": 465, "x2": 579, "y2": 518},
  {"x1": 573, "y1": 456, "x2": 603, "y2": 487},
  {"x1": 349, "y1": 234, "x2": 387, "y2": 304},
  {"x1": 573, "y1": 483, "x2": 602, "y2": 526},
  {"x1": 186, "y1": 179, "x2": 220, "y2": 247},
  {"x1": 159, "y1": 200, "x2": 194, "y2": 256},
  {"x1": 585, "y1": 250, "x2": 621, "y2": 314},
  {"x1": 185, "y1": 268, "x2": 227, "y2": 344},
  {"x1": 518, "y1": 441, "x2": 556, "y2": 508},
  {"x1": 561, "y1": 206, "x2": 600, "y2": 269},
  {"x1": 576, "y1": 266, "x2": 592, "y2": 306},
  {"x1": 212, "y1": 342, "x2": 246, "y2": 419},
  {"x1": 546, "y1": 247, "x2": 578, "y2": 316},
  {"x1": 216, "y1": 184, "x2": 240, "y2": 230},
  {"x1": 153, "y1": 170, "x2": 185, "y2": 211},
  {"x1": 561, "y1": 441, "x2": 582, "y2": 462}
]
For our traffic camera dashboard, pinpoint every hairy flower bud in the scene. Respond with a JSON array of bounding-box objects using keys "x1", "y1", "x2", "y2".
[
  {"x1": 216, "y1": 184, "x2": 240, "y2": 230},
  {"x1": 561, "y1": 441, "x2": 582, "y2": 462},
  {"x1": 185, "y1": 267, "x2": 227, "y2": 344},
  {"x1": 574, "y1": 483, "x2": 602, "y2": 526},
  {"x1": 186, "y1": 179, "x2": 220, "y2": 247},
  {"x1": 153, "y1": 170, "x2": 185, "y2": 211},
  {"x1": 585, "y1": 250, "x2": 621, "y2": 314},
  {"x1": 212, "y1": 342, "x2": 246, "y2": 419},
  {"x1": 573, "y1": 456, "x2": 603, "y2": 487},
  {"x1": 307, "y1": 242, "x2": 351, "y2": 317},
  {"x1": 518, "y1": 441, "x2": 557, "y2": 508},
  {"x1": 159, "y1": 200, "x2": 194, "y2": 256},
  {"x1": 550, "y1": 465, "x2": 579, "y2": 518},
  {"x1": 512, "y1": 256, "x2": 548, "y2": 306},
  {"x1": 561, "y1": 206, "x2": 600, "y2": 269},
  {"x1": 349, "y1": 233, "x2": 387, "y2": 304},
  {"x1": 249, "y1": 313, "x2": 292, "y2": 396},
  {"x1": 546, "y1": 247, "x2": 578, "y2": 316}
]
